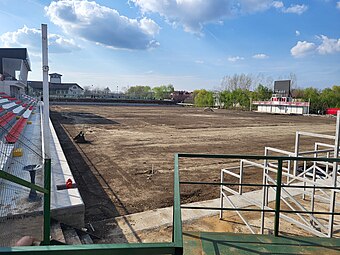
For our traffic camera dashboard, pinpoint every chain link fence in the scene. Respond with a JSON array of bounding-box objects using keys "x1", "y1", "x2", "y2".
[{"x1": 0, "y1": 96, "x2": 47, "y2": 246}]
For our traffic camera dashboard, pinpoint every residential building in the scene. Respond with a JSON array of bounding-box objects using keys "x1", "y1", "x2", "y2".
[{"x1": 28, "y1": 73, "x2": 84, "y2": 98}]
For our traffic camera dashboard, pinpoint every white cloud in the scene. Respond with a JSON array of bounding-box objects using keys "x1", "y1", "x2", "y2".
[
  {"x1": 273, "y1": 2, "x2": 308, "y2": 15},
  {"x1": 132, "y1": 0, "x2": 232, "y2": 34},
  {"x1": 317, "y1": 35, "x2": 340, "y2": 54},
  {"x1": 290, "y1": 41, "x2": 316, "y2": 57},
  {"x1": 283, "y1": 4, "x2": 308, "y2": 15},
  {"x1": 291, "y1": 35, "x2": 340, "y2": 58},
  {"x1": 295, "y1": 30, "x2": 300, "y2": 36},
  {"x1": 252, "y1": 53, "x2": 269, "y2": 59},
  {"x1": 132, "y1": 0, "x2": 279, "y2": 34},
  {"x1": 337, "y1": 1, "x2": 340, "y2": 10},
  {"x1": 272, "y1": 1, "x2": 284, "y2": 9},
  {"x1": 195, "y1": 60, "x2": 204, "y2": 64},
  {"x1": 45, "y1": 0, "x2": 160, "y2": 50},
  {"x1": 238, "y1": 0, "x2": 275, "y2": 13},
  {"x1": 228, "y1": 56, "x2": 244, "y2": 62},
  {"x1": 0, "y1": 26, "x2": 80, "y2": 54},
  {"x1": 139, "y1": 17, "x2": 161, "y2": 35}
]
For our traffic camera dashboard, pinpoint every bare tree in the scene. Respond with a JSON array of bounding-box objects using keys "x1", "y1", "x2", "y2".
[
  {"x1": 221, "y1": 73, "x2": 253, "y2": 91},
  {"x1": 254, "y1": 73, "x2": 274, "y2": 89},
  {"x1": 83, "y1": 85, "x2": 92, "y2": 96},
  {"x1": 288, "y1": 72, "x2": 297, "y2": 89}
]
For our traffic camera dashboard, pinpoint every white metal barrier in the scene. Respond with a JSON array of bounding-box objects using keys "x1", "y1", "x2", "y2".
[{"x1": 220, "y1": 112, "x2": 340, "y2": 237}]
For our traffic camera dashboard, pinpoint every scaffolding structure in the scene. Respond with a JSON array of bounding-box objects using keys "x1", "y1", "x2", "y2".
[{"x1": 220, "y1": 112, "x2": 340, "y2": 237}]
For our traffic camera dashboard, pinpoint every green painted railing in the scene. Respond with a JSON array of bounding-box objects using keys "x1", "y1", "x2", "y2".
[
  {"x1": 1, "y1": 153, "x2": 339, "y2": 254},
  {"x1": 0, "y1": 159, "x2": 51, "y2": 245},
  {"x1": 175, "y1": 153, "x2": 340, "y2": 237},
  {"x1": 0, "y1": 158, "x2": 183, "y2": 255}
]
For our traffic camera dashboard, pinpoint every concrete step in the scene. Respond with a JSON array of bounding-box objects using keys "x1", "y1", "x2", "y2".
[
  {"x1": 62, "y1": 227, "x2": 82, "y2": 245},
  {"x1": 55, "y1": 221, "x2": 95, "y2": 245},
  {"x1": 50, "y1": 221, "x2": 66, "y2": 243},
  {"x1": 79, "y1": 233, "x2": 94, "y2": 244}
]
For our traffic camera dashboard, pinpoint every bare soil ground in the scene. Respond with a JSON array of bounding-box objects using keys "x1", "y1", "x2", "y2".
[{"x1": 49, "y1": 105, "x2": 336, "y2": 227}]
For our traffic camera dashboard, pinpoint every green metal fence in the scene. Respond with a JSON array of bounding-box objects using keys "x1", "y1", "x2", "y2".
[
  {"x1": 1, "y1": 152, "x2": 339, "y2": 254},
  {"x1": 0, "y1": 159, "x2": 51, "y2": 246},
  {"x1": 176, "y1": 153, "x2": 340, "y2": 237},
  {"x1": 0, "y1": 157, "x2": 183, "y2": 255}
]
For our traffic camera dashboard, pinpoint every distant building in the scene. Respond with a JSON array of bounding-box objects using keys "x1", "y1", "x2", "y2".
[
  {"x1": 49, "y1": 73, "x2": 62, "y2": 83},
  {"x1": 171, "y1": 91, "x2": 193, "y2": 103},
  {"x1": 28, "y1": 73, "x2": 84, "y2": 98},
  {"x1": 213, "y1": 92, "x2": 224, "y2": 108},
  {"x1": 252, "y1": 80, "x2": 309, "y2": 114},
  {"x1": 0, "y1": 48, "x2": 31, "y2": 98}
]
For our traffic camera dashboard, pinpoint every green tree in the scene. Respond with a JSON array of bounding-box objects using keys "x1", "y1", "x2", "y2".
[
  {"x1": 302, "y1": 87, "x2": 321, "y2": 114},
  {"x1": 152, "y1": 84, "x2": 174, "y2": 100},
  {"x1": 219, "y1": 91, "x2": 233, "y2": 109},
  {"x1": 253, "y1": 84, "x2": 272, "y2": 101},
  {"x1": 231, "y1": 89, "x2": 251, "y2": 109},
  {"x1": 193, "y1": 89, "x2": 214, "y2": 107},
  {"x1": 126, "y1": 85, "x2": 152, "y2": 99},
  {"x1": 219, "y1": 89, "x2": 252, "y2": 110},
  {"x1": 318, "y1": 86, "x2": 340, "y2": 109},
  {"x1": 291, "y1": 88, "x2": 305, "y2": 98}
]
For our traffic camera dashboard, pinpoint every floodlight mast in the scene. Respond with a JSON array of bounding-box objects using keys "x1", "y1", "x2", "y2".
[{"x1": 42, "y1": 24, "x2": 50, "y2": 158}]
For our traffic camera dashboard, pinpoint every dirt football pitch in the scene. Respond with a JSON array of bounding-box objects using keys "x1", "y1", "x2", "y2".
[{"x1": 50, "y1": 104, "x2": 336, "y2": 224}]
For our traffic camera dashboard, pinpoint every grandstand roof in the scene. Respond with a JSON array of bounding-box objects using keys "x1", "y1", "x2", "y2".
[
  {"x1": 0, "y1": 48, "x2": 31, "y2": 72},
  {"x1": 27, "y1": 81, "x2": 84, "y2": 91}
]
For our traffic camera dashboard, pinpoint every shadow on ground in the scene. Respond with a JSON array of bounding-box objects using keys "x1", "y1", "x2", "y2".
[
  {"x1": 50, "y1": 110, "x2": 142, "y2": 243},
  {"x1": 57, "y1": 111, "x2": 119, "y2": 125}
]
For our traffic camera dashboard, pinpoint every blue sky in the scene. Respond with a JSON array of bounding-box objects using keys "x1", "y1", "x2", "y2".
[{"x1": 0, "y1": 0, "x2": 339, "y2": 91}]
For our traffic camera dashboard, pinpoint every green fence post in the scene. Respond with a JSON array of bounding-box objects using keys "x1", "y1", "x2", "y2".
[
  {"x1": 173, "y1": 154, "x2": 183, "y2": 254},
  {"x1": 274, "y1": 159, "x2": 283, "y2": 237},
  {"x1": 42, "y1": 158, "x2": 51, "y2": 245}
]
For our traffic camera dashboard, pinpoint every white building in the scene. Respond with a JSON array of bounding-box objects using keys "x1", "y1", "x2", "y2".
[
  {"x1": 0, "y1": 48, "x2": 31, "y2": 98},
  {"x1": 252, "y1": 80, "x2": 310, "y2": 115},
  {"x1": 253, "y1": 100, "x2": 309, "y2": 114},
  {"x1": 49, "y1": 73, "x2": 62, "y2": 83},
  {"x1": 28, "y1": 73, "x2": 84, "y2": 98}
]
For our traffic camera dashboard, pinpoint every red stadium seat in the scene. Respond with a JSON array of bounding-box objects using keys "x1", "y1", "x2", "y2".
[
  {"x1": 5, "y1": 118, "x2": 28, "y2": 143},
  {"x1": 0, "y1": 112, "x2": 15, "y2": 127}
]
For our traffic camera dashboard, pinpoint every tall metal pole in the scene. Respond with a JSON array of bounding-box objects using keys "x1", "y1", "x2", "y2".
[
  {"x1": 42, "y1": 24, "x2": 51, "y2": 245},
  {"x1": 42, "y1": 24, "x2": 50, "y2": 158}
]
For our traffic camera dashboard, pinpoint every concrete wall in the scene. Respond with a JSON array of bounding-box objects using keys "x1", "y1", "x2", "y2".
[{"x1": 48, "y1": 116, "x2": 85, "y2": 228}]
